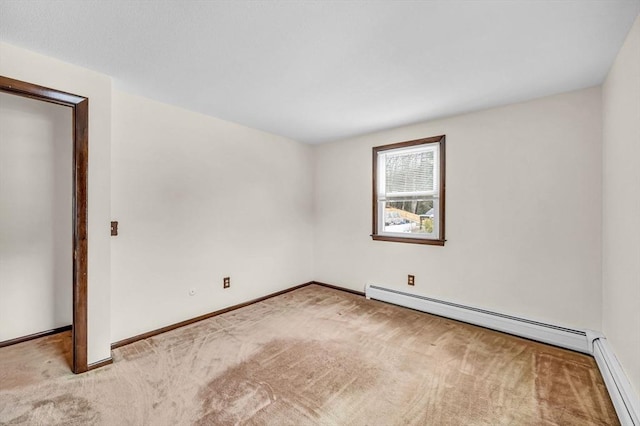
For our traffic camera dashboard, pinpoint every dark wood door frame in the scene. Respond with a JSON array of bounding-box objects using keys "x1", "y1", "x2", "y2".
[{"x1": 0, "y1": 76, "x2": 89, "y2": 374}]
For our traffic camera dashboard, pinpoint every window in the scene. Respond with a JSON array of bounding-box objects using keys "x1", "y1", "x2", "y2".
[{"x1": 372, "y1": 135, "x2": 445, "y2": 245}]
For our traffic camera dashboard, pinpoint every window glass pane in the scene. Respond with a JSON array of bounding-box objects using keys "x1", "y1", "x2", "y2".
[
  {"x1": 383, "y1": 199, "x2": 436, "y2": 235},
  {"x1": 385, "y1": 150, "x2": 434, "y2": 194}
]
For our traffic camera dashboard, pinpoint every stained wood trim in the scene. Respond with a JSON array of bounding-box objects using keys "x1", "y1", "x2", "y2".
[
  {"x1": 87, "y1": 357, "x2": 113, "y2": 371},
  {"x1": 111, "y1": 282, "x2": 314, "y2": 349},
  {"x1": 372, "y1": 135, "x2": 446, "y2": 245},
  {"x1": 0, "y1": 77, "x2": 85, "y2": 107},
  {"x1": 439, "y1": 136, "x2": 446, "y2": 243},
  {"x1": 374, "y1": 135, "x2": 445, "y2": 152},
  {"x1": 0, "y1": 325, "x2": 72, "y2": 348},
  {"x1": 72, "y1": 97, "x2": 89, "y2": 373},
  {"x1": 371, "y1": 235, "x2": 446, "y2": 246},
  {"x1": 0, "y1": 76, "x2": 89, "y2": 374},
  {"x1": 311, "y1": 281, "x2": 365, "y2": 296}
]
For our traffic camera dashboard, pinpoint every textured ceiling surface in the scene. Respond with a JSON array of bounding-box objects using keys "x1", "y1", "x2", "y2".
[{"x1": 1, "y1": 1, "x2": 639, "y2": 143}]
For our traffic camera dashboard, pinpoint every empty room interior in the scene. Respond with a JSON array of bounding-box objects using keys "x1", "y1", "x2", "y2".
[{"x1": 0, "y1": 1, "x2": 639, "y2": 425}]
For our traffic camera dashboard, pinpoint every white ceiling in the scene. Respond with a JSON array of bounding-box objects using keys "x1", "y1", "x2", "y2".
[{"x1": 1, "y1": 1, "x2": 639, "y2": 144}]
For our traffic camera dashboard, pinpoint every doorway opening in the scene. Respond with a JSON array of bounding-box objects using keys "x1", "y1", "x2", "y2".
[{"x1": 0, "y1": 76, "x2": 89, "y2": 374}]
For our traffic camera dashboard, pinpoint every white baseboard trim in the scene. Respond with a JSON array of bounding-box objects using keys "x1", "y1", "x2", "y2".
[
  {"x1": 592, "y1": 337, "x2": 639, "y2": 426},
  {"x1": 365, "y1": 284, "x2": 590, "y2": 353},
  {"x1": 365, "y1": 284, "x2": 639, "y2": 425}
]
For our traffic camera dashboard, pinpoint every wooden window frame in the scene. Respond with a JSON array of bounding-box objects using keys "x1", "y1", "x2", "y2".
[
  {"x1": 0, "y1": 76, "x2": 89, "y2": 373},
  {"x1": 372, "y1": 135, "x2": 446, "y2": 246}
]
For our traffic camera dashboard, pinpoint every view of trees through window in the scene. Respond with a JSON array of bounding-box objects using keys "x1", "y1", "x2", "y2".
[{"x1": 384, "y1": 200, "x2": 434, "y2": 234}]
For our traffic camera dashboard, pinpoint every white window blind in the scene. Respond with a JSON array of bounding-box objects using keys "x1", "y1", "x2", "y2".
[{"x1": 379, "y1": 144, "x2": 439, "y2": 200}]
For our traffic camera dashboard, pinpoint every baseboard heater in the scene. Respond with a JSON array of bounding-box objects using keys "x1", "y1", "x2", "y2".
[
  {"x1": 365, "y1": 284, "x2": 591, "y2": 353},
  {"x1": 592, "y1": 337, "x2": 639, "y2": 426}
]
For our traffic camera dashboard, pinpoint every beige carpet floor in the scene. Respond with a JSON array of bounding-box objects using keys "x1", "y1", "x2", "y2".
[{"x1": 0, "y1": 284, "x2": 618, "y2": 425}]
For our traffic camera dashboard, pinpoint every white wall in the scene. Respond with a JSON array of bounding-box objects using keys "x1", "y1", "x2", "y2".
[
  {"x1": 110, "y1": 90, "x2": 314, "y2": 342},
  {"x1": 0, "y1": 42, "x2": 112, "y2": 363},
  {"x1": 602, "y1": 14, "x2": 640, "y2": 397},
  {"x1": 0, "y1": 93, "x2": 72, "y2": 341},
  {"x1": 314, "y1": 87, "x2": 603, "y2": 331}
]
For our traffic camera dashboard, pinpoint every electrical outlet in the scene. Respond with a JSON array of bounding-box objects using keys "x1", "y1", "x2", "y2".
[
  {"x1": 223, "y1": 277, "x2": 230, "y2": 289},
  {"x1": 408, "y1": 275, "x2": 415, "y2": 286}
]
